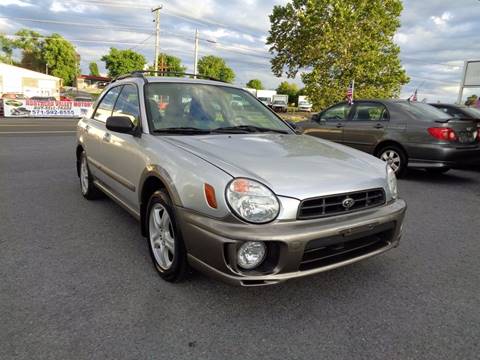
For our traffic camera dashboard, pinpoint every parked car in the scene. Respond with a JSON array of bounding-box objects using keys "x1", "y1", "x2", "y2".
[
  {"x1": 430, "y1": 103, "x2": 480, "y2": 127},
  {"x1": 74, "y1": 96, "x2": 94, "y2": 102},
  {"x1": 298, "y1": 101, "x2": 313, "y2": 112},
  {"x1": 1, "y1": 93, "x2": 25, "y2": 100},
  {"x1": 296, "y1": 100, "x2": 480, "y2": 176},
  {"x1": 76, "y1": 72, "x2": 406, "y2": 286},
  {"x1": 11, "y1": 107, "x2": 31, "y2": 116}
]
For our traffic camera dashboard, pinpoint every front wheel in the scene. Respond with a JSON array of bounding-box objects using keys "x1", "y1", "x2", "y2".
[
  {"x1": 378, "y1": 145, "x2": 408, "y2": 178},
  {"x1": 146, "y1": 190, "x2": 188, "y2": 282},
  {"x1": 79, "y1": 151, "x2": 102, "y2": 200}
]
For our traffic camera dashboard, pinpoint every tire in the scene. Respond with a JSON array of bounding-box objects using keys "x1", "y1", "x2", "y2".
[
  {"x1": 146, "y1": 190, "x2": 188, "y2": 282},
  {"x1": 79, "y1": 151, "x2": 102, "y2": 200},
  {"x1": 377, "y1": 144, "x2": 408, "y2": 178},
  {"x1": 426, "y1": 167, "x2": 450, "y2": 175}
]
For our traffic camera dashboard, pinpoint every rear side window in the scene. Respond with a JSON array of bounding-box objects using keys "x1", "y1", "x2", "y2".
[
  {"x1": 396, "y1": 102, "x2": 451, "y2": 121},
  {"x1": 320, "y1": 103, "x2": 351, "y2": 121},
  {"x1": 352, "y1": 103, "x2": 388, "y2": 121},
  {"x1": 436, "y1": 106, "x2": 465, "y2": 119},
  {"x1": 93, "y1": 86, "x2": 122, "y2": 122},
  {"x1": 112, "y1": 84, "x2": 140, "y2": 126}
]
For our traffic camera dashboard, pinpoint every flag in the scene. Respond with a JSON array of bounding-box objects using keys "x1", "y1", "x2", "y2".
[
  {"x1": 346, "y1": 80, "x2": 355, "y2": 105},
  {"x1": 409, "y1": 89, "x2": 418, "y2": 102}
]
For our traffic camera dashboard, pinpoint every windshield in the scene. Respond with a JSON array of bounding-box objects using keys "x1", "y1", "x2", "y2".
[
  {"x1": 396, "y1": 102, "x2": 451, "y2": 120},
  {"x1": 145, "y1": 83, "x2": 292, "y2": 134}
]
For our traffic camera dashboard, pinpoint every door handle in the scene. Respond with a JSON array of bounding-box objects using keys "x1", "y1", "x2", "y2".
[
  {"x1": 103, "y1": 133, "x2": 111, "y2": 142},
  {"x1": 374, "y1": 123, "x2": 384, "y2": 129},
  {"x1": 336, "y1": 123, "x2": 344, "y2": 128},
  {"x1": 85, "y1": 124, "x2": 90, "y2": 133}
]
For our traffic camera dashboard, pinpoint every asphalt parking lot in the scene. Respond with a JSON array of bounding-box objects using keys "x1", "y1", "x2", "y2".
[{"x1": 1, "y1": 119, "x2": 479, "y2": 360}]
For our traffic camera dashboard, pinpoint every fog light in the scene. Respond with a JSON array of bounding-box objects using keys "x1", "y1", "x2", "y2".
[{"x1": 237, "y1": 241, "x2": 266, "y2": 270}]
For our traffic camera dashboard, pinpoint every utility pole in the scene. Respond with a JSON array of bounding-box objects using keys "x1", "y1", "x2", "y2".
[
  {"x1": 193, "y1": 29, "x2": 199, "y2": 78},
  {"x1": 152, "y1": 5, "x2": 162, "y2": 72}
]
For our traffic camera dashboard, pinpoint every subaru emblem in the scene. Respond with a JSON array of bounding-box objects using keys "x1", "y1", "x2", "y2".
[{"x1": 342, "y1": 197, "x2": 355, "y2": 209}]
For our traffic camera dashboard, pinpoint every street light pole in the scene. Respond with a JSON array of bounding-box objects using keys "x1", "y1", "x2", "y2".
[
  {"x1": 152, "y1": 5, "x2": 162, "y2": 72},
  {"x1": 193, "y1": 29, "x2": 199, "y2": 78}
]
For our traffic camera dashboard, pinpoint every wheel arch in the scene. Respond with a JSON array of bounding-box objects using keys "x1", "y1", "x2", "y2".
[
  {"x1": 76, "y1": 144, "x2": 84, "y2": 177},
  {"x1": 374, "y1": 140, "x2": 408, "y2": 159},
  {"x1": 138, "y1": 166, "x2": 182, "y2": 237}
]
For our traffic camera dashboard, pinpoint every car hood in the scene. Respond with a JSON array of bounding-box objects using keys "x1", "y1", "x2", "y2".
[{"x1": 165, "y1": 134, "x2": 388, "y2": 200}]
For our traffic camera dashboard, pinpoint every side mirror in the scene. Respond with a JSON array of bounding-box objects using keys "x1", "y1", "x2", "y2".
[{"x1": 106, "y1": 116, "x2": 135, "y2": 134}]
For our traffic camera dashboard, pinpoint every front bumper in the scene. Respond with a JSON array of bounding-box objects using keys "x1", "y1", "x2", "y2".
[{"x1": 177, "y1": 199, "x2": 407, "y2": 286}]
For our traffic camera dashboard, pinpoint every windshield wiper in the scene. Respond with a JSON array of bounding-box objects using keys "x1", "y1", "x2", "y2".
[
  {"x1": 152, "y1": 127, "x2": 211, "y2": 135},
  {"x1": 212, "y1": 125, "x2": 289, "y2": 134}
]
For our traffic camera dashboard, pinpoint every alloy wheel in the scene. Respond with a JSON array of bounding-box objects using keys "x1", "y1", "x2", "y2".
[
  {"x1": 80, "y1": 155, "x2": 89, "y2": 195},
  {"x1": 381, "y1": 150, "x2": 401, "y2": 173},
  {"x1": 149, "y1": 203, "x2": 175, "y2": 270}
]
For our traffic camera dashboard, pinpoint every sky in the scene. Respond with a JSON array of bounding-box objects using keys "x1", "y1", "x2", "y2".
[{"x1": 0, "y1": 0, "x2": 479, "y2": 103}]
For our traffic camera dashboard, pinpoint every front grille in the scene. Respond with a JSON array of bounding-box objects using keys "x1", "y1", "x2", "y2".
[
  {"x1": 299, "y1": 232, "x2": 391, "y2": 271},
  {"x1": 297, "y1": 189, "x2": 386, "y2": 220}
]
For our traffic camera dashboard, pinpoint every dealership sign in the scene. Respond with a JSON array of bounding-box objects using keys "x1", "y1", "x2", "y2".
[
  {"x1": 3, "y1": 99, "x2": 93, "y2": 117},
  {"x1": 458, "y1": 60, "x2": 480, "y2": 103}
]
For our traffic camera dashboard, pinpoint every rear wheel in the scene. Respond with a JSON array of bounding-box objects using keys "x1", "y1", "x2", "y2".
[
  {"x1": 146, "y1": 190, "x2": 188, "y2": 282},
  {"x1": 426, "y1": 167, "x2": 450, "y2": 175},
  {"x1": 378, "y1": 145, "x2": 407, "y2": 178}
]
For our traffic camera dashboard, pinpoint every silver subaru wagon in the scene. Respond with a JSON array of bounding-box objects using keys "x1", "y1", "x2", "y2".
[{"x1": 76, "y1": 72, "x2": 406, "y2": 286}]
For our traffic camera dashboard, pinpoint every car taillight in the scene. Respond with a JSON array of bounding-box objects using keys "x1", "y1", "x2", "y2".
[{"x1": 428, "y1": 127, "x2": 458, "y2": 141}]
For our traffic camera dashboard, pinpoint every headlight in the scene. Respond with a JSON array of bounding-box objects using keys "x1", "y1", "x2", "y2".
[
  {"x1": 237, "y1": 241, "x2": 267, "y2": 270},
  {"x1": 387, "y1": 165, "x2": 398, "y2": 200},
  {"x1": 226, "y1": 178, "x2": 280, "y2": 223}
]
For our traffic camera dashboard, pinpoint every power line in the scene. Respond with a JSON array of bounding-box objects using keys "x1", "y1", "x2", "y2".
[
  {"x1": 1, "y1": 16, "x2": 151, "y2": 33},
  {"x1": 4, "y1": 33, "x2": 155, "y2": 46}
]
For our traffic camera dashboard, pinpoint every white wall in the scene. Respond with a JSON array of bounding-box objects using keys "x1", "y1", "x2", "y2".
[{"x1": 0, "y1": 64, "x2": 60, "y2": 99}]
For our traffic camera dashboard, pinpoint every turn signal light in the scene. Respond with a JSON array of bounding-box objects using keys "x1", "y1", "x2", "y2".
[
  {"x1": 428, "y1": 127, "x2": 457, "y2": 141},
  {"x1": 204, "y1": 183, "x2": 217, "y2": 209}
]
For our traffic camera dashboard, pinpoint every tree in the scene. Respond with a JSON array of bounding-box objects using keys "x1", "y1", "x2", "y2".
[
  {"x1": 267, "y1": 0, "x2": 409, "y2": 109},
  {"x1": 197, "y1": 55, "x2": 235, "y2": 83},
  {"x1": 465, "y1": 95, "x2": 478, "y2": 106},
  {"x1": 0, "y1": 34, "x2": 14, "y2": 64},
  {"x1": 276, "y1": 81, "x2": 299, "y2": 103},
  {"x1": 101, "y1": 48, "x2": 146, "y2": 78},
  {"x1": 13, "y1": 29, "x2": 44, "y2": 72},
  {"x1": 154, "y1": 53, "x2": 187, "y2": 75},
  {"x1": 42, "y1": 33, "x2": 79, "y2": 85},
  {"x1": 246, "y1": 79, "x2": 264, "y2": 90},
  {"x1": 89, "y1": 62, "x2": 100, "y2": 76}
]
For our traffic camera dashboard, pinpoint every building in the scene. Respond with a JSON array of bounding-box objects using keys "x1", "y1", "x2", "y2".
[
  {"x1": 0, "y1": 63, "x2": 61, "y2": 99},
  {"x1": 76, "y1": 74, "x2": 110, "y2": 90}
]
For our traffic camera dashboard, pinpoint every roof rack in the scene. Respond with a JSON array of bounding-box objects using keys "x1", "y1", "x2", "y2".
[{"x1": 112, "y1": 71, "x2": 225, "y2": 83}]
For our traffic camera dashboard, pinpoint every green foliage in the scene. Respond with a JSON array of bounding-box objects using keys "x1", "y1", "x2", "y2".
[
  {"x1": 246, "y1": 79, "x2": 264, "y2": 90},
  {"x1": 276, "y1": 81, "x2": 299, "y2": 103},
  {"x1": 154, "y1": 53, "x2": 187, "y2": 75},
  {"x1": 465, "y1": 95, "x2": 478, "y2": 106},
  {"x1": 13, "y1": 29, "x2": 45, "y2": 72},
  {"x1": 89, "y1": 62, "x2": 100, "y2": 76},
  {"x1": 197, "y1": 55, "x2": 235, "y2": 83},
  {"x1": 0, "y1": 34, "x2": 14, "y2": 64},
  {"x1": 267, "y1": 0, "x2": 409, "y2": 109},
  {"x1": 42, "y1": 33, "x2": 79, "y2": 86},
  {"x1": 101, "y1": 48, "x2": 146, "y2": 78}
]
